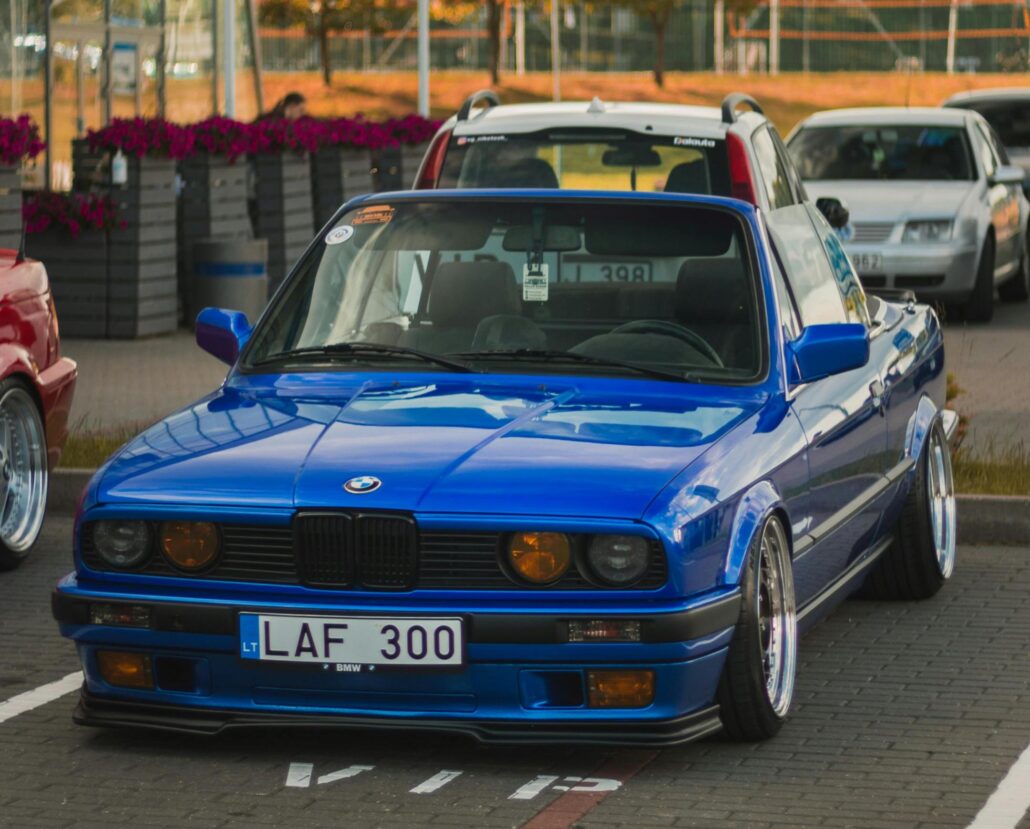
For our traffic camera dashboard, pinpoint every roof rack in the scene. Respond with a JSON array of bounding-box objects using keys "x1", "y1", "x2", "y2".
[
  {"x1": 721, "y1": 93, "x2": 764, "y2": 124},
  {"x1": 457, "y1": 89, "x2": 501, "y2": 122}
]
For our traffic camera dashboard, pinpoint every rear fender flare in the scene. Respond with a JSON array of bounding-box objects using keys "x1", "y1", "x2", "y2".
[
  {"x1": 723, "y1": 479, "x2": 788, "y2": 586},
  {"x1": 905, "y1": 394, "x2": 941, "y2": 467}
]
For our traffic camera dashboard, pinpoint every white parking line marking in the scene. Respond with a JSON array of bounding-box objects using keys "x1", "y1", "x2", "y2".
[
  {"x1": 316, "y1": 765, "x2": 374, "y2": 786},
  {"x1": 968, "y1": 741, "x2": 1030, "y2": 829},
  {"x1": 285, "y1": 763, "x2": 314, "y2": 788},
  {"x1": 410, "y1": 770, "x2": 463, "y2": 794},
  {"x1": 0, "y1": 672, "x2": 82, "y2": 725},
  {"x1": 509, "y1": 775, "x2": 560, "y2": 800}
]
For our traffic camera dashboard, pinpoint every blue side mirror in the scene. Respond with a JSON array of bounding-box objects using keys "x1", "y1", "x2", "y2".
[
  {"x1": 196, "y1": 307, "x2": 252, "y2": 366},
  {"x1": 787, "y1": 323, "x2": 869, "y2": 385}
]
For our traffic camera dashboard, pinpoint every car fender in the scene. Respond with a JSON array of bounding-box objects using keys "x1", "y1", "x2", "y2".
[
  {"x1": 904, "y1": 393, "x2": 941, "y2": 468},
  {"x1": 0, "y1": 342, "x2": 42, "y2": 402},
  {"x1": 722, "y1": 479, "x2": 788, "y2": 587}
]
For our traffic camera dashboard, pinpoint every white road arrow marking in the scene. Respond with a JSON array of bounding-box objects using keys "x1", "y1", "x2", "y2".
[
  {"x1": 285, "y1": 762, "x2": 314, "y2": 788},
  {"x1": 509, "y1": 775, "x2": 560, "y2": 800},
  {"x1": 317, "y1": 764, "x2": 374, "y2": 785},
  {"x1": 410, "y1": 769, "x2": 463, "y2": 794},
  {"x1": 967, "y1": 741, "x2": 1030, "y2": 829}
]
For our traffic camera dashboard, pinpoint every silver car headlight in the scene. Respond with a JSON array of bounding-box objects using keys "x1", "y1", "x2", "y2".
[
  {"x1": 92, "y1": 520, "x2": 152, "y2": 568},
  {"x1": 902, "y1": 220, "x2": 953, "y2": 243},
  {"x1": 586, "y1": 535, "x2": 650, "y2": 585}
]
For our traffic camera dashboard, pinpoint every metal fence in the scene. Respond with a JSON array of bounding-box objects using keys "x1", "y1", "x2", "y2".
[{"x1": 256, "y1": 0, "x2": 1030, "y2": 76}]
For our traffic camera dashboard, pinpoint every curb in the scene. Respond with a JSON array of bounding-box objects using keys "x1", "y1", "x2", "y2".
[{"x1": 47, "y1": 470, "x2": 1030, "y2": 546}]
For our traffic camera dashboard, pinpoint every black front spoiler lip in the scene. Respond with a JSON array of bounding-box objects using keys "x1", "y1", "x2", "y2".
[{"x1": 74, "y1": 687, "x2": 724, "y2": 746}]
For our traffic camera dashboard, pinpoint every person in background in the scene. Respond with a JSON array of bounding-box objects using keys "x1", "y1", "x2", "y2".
[{"x1": 259, "y1": 92, "x2": 307, "y2": 122}]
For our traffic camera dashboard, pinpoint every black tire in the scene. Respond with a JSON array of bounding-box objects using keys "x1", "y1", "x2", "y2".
[
  {"x1": 0, "y1": 377, "x2": 48, "y2": 572},
  {"x1": 863, "y1": 421, "x2": 956, "y2": 601},
  {"x1": 717, "y1": 513, "x2": 797, "y2": 742},
  {"x1": 964, "y1": 237, "x2": 996, "y2": 323},
  {"x1": 998, "y1": 239, "x2": 1030, "y2": 303}
]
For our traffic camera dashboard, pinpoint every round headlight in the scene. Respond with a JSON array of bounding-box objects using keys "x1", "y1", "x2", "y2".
[
  {"x1": 92, "y1": 521, "x2": 151, "y2": 568},
  {"x1": 508, "y1": 532, "x2": 571, "y2": 584},
  {"x1": 160, "y1": 521, "x2": 220, "y2": 571},
  {"x1": 587, "y1": 535, "x2": 650, "y2": 585}
]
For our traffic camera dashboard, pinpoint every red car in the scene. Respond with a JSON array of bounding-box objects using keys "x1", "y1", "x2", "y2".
[{"x1": 0, "y1": 247, "x2": 76, "y2": 569}]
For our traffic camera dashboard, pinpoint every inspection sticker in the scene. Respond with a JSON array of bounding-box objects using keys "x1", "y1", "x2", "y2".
[
  {"x1": 325, "y1": 225, "x2": 354, "y2": 245},
  {"x1": 352, "y1": 205, "x2": 395, "y2": 226},
  {"x1": 523, "y1": 263, "x2": 549, "y2": 302}
]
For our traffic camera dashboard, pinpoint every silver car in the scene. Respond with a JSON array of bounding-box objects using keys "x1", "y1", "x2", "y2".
[
  {"x1": 788, "y1": 107, "x2": 1028, "y2": 321},
  {"x1": 943, "y1": 88, "x2": 1030, "y2": 194}
]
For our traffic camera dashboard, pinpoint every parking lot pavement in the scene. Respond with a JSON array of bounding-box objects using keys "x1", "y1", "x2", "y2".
[
  {"x1": 944, "y1": 300, "x2": 1030, "y2": 454},
  {"x1": 2, "y1": 516, "x2": 1029, "y2": 829}
]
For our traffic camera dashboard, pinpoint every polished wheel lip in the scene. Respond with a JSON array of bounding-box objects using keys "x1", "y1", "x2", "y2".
[
  {"x1": 0, "y1": 387, "x2": 47, "y2": 553},
  {"x1": 756, "y1": 516, "x2": 797, "y2": 718},
  {"x1": 928, "y1": 423, "x2": 957, "y2": 579}
]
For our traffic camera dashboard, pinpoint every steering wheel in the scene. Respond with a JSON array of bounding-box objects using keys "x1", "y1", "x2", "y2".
[{"x1": 610, "y1": 320, "x2": 724, "y2": 368}]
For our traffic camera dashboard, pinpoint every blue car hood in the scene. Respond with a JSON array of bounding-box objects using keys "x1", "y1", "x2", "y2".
[{"x1": 97, "y1": 374, "x2": 759, "y2": 519}]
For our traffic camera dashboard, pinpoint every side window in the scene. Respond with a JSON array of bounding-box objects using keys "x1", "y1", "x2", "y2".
[
  {"x1": 974, "y1": 122, "x2": 999, "y2": 178},
  {"x1": 766, "y1": 205, "x2": 849, "y2": 326},
  {"x1": 751, "y1": 127, "x2": 795, "y2": 210},
  {"x1": 985, "y1": 124, "x2": 1011, "y2": 165},
  {"x1": 768, "y1": 127, "x2": 807, "y2": 202},
  {"x1": 770, "y1": 251, "x2": 802, "y2": 340},
  {"x1": 806, "y1": 205, "x2": 871, "y2": 326}
]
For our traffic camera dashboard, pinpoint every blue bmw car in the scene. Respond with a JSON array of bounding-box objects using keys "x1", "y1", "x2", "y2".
[{"x1": 53, "y1": 189, "x2": 958, "y2": 745}]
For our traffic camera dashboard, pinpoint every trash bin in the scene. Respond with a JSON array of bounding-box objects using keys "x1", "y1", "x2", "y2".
[{"x1": 190, "y1": 238, "x2": 269, "y2": 325}]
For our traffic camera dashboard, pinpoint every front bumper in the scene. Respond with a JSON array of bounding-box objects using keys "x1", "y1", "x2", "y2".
[
  {"x1": 53, "y1": 581, "x2": 739, "y2": 746},
  {"x1": 847, "y1": 242, "x2": 979, "y2": 300}
]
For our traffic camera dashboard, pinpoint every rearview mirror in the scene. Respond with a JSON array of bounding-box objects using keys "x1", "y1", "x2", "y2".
[
  {"x1": 990, "y1": 164, "x2": 1024, "y2": 187},
  {"x1": 196, "y1": 307, "x2": 252, "y2": 365},
  {"x1": 787, "y1": 323, "x2": 869, "y2": 385},
  {"x1": 816, "y1": 196, "x2": 850, "y2": 230}
]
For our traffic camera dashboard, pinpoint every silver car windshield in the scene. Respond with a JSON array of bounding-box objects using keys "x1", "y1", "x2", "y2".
[
  {"x1": 437, "y1": 130, "x2": 731, "y2": 195},
  {"x1": 244, "y1": 200, "x2": 762, "y2": 383},
  {"x1": 789, "y1": 125, "x2": 974, "y2": 181}
]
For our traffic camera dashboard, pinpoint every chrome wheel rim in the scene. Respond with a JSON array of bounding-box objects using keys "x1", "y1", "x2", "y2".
[
  {"x1": 0, "y1": 388, "x2": 47, "y2": 552},
  {"x1": 756, "y1": 516, "x2": 797, "y2": 717},
  {"x1": 927, "y1": 425, "x2": 957, "y2": 579}
]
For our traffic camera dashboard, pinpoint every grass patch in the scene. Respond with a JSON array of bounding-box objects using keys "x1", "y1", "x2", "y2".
[
  {"x1": 59, "y1": 425, "x2": 143, "y2": 469},
  {"x1": 952, "y1": 443, "x2": 1030, "y2": 497}
]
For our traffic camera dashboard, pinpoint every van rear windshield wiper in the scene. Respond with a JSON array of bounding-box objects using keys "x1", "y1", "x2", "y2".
[
  {"x1": 451, "y1": 348, "x2": 691, "y2": 383},
  {"x1": 251, "y1": 342, "x2": 477, "y2": 373}
]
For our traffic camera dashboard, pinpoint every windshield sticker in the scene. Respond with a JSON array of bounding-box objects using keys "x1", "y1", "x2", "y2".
[
  {"x1": 352, "y1": 205, "x2": 395, "y2": 226},
  {"x1": 456, "y1": 135, "x2": 508, "y2": 145},
  {"x1": 523, "y1": 263, "x2": 549, "y2": 302},
  {"x1": 325, "y1": 225, "x2": 354, "y2": 245},
  {"x1": 673, "y1": 136, "x2": 717, "y2": 148}
]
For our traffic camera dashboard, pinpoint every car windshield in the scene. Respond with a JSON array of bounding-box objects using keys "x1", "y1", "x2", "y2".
[
  {"x1": 789, "y1": 125, "x2": 974, "y2": 181},
  {"x1": 959, "y1": 100, "x2": 1030, "y2": 148},
  {"x1": 244, "y1": 199, "x2": 762, "y2": 383},
  {"x1": 437, "y1": 129, "x2": 731, "y2": 195}
]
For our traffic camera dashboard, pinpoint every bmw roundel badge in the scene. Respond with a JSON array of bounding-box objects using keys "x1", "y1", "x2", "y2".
[{"x1": 343, "y1": 475, "x2": 382, "y2": 494}]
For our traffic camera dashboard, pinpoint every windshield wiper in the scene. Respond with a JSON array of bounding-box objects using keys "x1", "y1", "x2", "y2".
[
  {"x1": 251, "y1": 342, "x2": 477, "y2": 373},
  {"x1": 451, "y1": 348, "x2": 691, "y2": 383}
]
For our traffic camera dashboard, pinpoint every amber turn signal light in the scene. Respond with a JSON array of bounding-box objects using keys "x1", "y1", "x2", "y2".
[
  {"x1": 508, "y1": 532, "x2": 571, "y2": 584},
  {"x1": 97, "y1": 651, "x2": 154, "y2": 689},
  {"x1": 160, "y1": 521, "x2": 220, "y2": 571},
  {"x1": 587, "y1": 669, "x2": 655, "y2": 708}
]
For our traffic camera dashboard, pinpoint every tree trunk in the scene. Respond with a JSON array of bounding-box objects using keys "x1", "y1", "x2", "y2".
[
  {"x1": 487, "y1": 0, "x2": 502, "y2": 84},
  {"x1": 652, "y1": 13, "x2": 667, "y2": 88},
  {"x1": 320, "y1": 14, "x2": 332, "y2": 87}
]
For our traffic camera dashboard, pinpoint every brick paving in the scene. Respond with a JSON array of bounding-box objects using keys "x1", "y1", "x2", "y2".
[
  {"x1": 60, "y1": 300, "x2": 1030, "y2": 455},
  {"x1": 1, "y1": 520, "x2": 1028, "y2": 828}
]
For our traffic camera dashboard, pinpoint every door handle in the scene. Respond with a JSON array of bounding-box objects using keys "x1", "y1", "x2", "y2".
[{"x1": 869, "y1": 379, "x2": 885, "y2": 411}]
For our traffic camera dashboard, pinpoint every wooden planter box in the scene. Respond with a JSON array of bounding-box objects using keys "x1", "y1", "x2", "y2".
[
  {"x1": 178, "y1": 153, "x2": 252, "y2": 315},
  {"x1": 373, "y1": 142, "x2": 431, "y2": 192},
  {"x1": 253, "y1": 152, "x2": 314, "y2": 292},
  {"x1": 105, "y1": 156, "x2": 178, "y2": 337},
  {"x1": 310, "y1": 146, "x2": 374, "y2": 228},
  {"x1": 26, "y1": 227, "x2": 109, "y2": 338},
  {"x1": 0, "y1": 165, "x2": 20, "y2": 250}
]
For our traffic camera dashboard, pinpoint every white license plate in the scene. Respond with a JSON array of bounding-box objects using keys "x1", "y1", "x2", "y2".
[
  {"x1": 563, "y1": 256, "x2": 653, "y2": 283},
  {"x1": 239, "y1": 613, "x2": 464, "y2": 668},
  {"x1": 851, "y1": 252, "x2": 884, "y2": 274}
]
